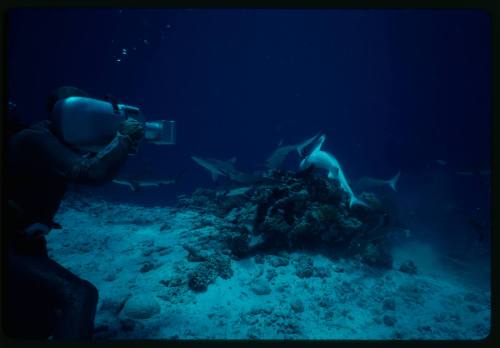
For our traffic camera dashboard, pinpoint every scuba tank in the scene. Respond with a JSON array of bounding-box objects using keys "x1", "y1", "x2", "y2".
[{"x1": 51, "y1": 96, "x2": 176, "y2": 152}]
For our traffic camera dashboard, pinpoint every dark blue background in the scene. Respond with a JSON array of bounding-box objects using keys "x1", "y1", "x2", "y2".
[{"x1": 7, "y1": 9, "x2": 491, "y2": 254}]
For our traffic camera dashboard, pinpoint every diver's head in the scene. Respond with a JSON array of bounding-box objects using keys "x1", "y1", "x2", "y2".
[{"x1": 47, "y1": 86, "x2": 90, "y2": 113}]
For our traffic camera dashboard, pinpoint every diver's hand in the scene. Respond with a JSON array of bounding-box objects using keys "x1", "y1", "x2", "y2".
[{"x1": 118, "y1": 118, "x2": 145, "y2": 147}]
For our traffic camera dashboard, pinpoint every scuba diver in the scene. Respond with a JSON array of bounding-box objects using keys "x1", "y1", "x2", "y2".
[{"x1": 3, "y1": 86, "x2": 145, "y2": 339}]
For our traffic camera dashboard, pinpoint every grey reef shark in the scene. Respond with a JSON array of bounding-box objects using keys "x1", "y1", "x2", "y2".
[
  {"x1": 191, "y1": 156, "x2": 265, "y2": 185},
  {"x1": 112, "y1": 170, "x2": 185, "y2": 192},
  {"x1": 299, "y1": 134, "x2": 369, "y2": 208}
]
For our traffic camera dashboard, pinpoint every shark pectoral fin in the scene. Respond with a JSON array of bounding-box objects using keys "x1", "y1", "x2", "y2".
[
  {"x1": 328, "y1": 168, "x2": 339, "y2": 179},
  {"x1": 129, "y1": 181, "x2": 140, "y2": 192},
  {"x1": 388, "y1": 171, "x2": 401, "y2": 191}
]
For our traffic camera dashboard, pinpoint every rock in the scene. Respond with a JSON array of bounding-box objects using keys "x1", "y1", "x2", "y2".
[
  {"x1": 360, "y1": 243, "x2": 393, "y2": 269},
  {"x1": 295, "y1": 256, "x2": 314, "y2": 278},
  {"x1": 159, "y1": 277, "x2": 185, "y2": 288},
  {"x1": 250, "y1": 278, "x2": 272, "y2": 295},
  {"x1": 269, "y1": 255, "x2": 289, "y2": 267},
  {"x1": 183, "y1": 244, "x2": 208, "y2": 262},
  {"x1": 139, "y1": 261, "x2": 155, "y2": 273},
  {"x1": 398, "y1": 281, "x2": 425, "y2": 305},
  {"x1": 103, "y1": 272, "x2": 117, "y2": 282},
  {"x1": 247, "y1": 327, "x2": 261, "y2": 339},
  {"x1": 383, "y1": 315, "x2": 397, "y2": 327},
  {"x1": 123, "y1": 295, "x2": 161, "y2": 320},
  {"x1": 254, "y1": 254, "x2": 265, "y2": 264},
  {"x1": 93, "y1": 324, "x2": 109, "y2": 333},
  {"x1": 227, "y1": 230, "x2": 250, "y2": 259},
  {"x1": 100, "y1": 293, "x2": 130, "y2": 315},
  {"x1": 159, "y1": 223, "x2": 171, "y2": 231},
  {"x1": 382, "y1": 298, "x2": 396, "y2": 311},
  {"x1": 120, "y1": 318, "x2": 136, "y2": 332},
  {"x1": 468, "y1": 304, "x2": 480, "y2": 313},
  {"x1": 266, "y1": 268, "x2": 278, "y2": 281},
  {"x1": 464, "y1": 291, "x2": 490, "y2": 306},
  {"x1": 187, "y1": 254, "x2": 233, "y2": 293},
  {"x1": 208, "y1": 254, "x2": 233, "y2": 279},
  {"x1": 188, "y1": 265, "x2": 213, "y2": 292},
  {"x1": 334, "y1": 266, "x2": 345, "y2": 273},
  {"x1": 290, "y1": 298, "x2": 304, "y2": 313},
  {"x1": 399, "y1": 260, "x2": 418, "y2": 275},
  {"x1": 249, "y1": 303, "x2": 274, "y2": 315},
  {"x1": 313, "y1": 266, "x2": 331, "y2": 278}
]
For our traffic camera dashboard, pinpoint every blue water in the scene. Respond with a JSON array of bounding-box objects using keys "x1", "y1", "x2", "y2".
[{"x1": 7, "y1": 9, "x2": 491, "y2": 339}]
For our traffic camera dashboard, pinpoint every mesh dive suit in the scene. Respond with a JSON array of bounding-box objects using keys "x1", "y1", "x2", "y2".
[{"x1": 4, "y1": 119, "x2": 136, "y2": 339}]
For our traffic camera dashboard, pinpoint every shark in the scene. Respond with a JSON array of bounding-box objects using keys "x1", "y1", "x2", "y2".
[
  {"x1": 112, "y1": 169, "x2": 185, "y2": 192},
  {"x1": 192, "y1": 156, "x2": 265, "y2": 184},
  {"x1": 191, "y1": 156, "x2": 234, "y2": 182},
  {"x1": 265, "y1": 132, "x2": 321, "y2": 169},
  {"x1": 299, "y1": 134, "x2": 369, "y2": 208},
  {"x1": 112, "y1": 178, "x2": 176, "y2": 192},
  {"x1": 355, "y1": 171, "x2": 401, "y2": 192}
]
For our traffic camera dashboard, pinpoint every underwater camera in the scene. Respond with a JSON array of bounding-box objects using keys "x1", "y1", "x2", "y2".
[{"x1": 51, "y1": 96, "x2": 176, "y2": 152}]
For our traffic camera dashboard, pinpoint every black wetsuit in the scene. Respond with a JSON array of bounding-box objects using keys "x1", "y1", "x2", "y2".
[{"x1": 3, "y1": 120, "x2": 133, "y2": 339}]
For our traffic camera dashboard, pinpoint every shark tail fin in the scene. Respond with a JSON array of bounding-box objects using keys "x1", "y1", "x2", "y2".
[
  {"x1": 349, "y1": 196, "x2": 370, "y2": 209},
  {"x1": 387, "y1": 171, "x2": 401, "y2": 191}
]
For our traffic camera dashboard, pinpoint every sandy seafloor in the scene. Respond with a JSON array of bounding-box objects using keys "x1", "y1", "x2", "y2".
[{"x1": 46, "y1": 194, "x2": 491, "y2": 340}]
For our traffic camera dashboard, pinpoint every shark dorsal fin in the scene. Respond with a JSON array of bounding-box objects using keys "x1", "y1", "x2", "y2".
[
  {"x1": 227, "y1": 157, "x2": 237, "y2": 164},
  {"x1": 311, "y1": 134, "x2": 326, "y2": 153},
  {"x1": 296, "y1": 132, "x2": 321, "y2": 157}
]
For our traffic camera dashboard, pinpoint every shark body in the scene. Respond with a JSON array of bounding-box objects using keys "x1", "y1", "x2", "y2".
[{"x1": 299, "y1": 134, "x2": 368, "y2": 208}]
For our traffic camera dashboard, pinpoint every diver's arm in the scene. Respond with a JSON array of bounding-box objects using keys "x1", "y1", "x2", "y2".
[
  {"x1": 68, "y1": 133, "x2": 135, "y2": 184},
  {"x1": 21, "y1": 125, "x2": 136, "y2": 185}
]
